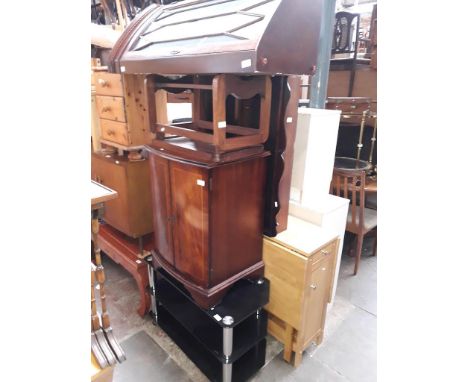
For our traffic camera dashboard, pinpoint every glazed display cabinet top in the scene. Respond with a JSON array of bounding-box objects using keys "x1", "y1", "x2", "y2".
[{"x1": 110, "y1": 0, "x2": 323, "y2": 75}]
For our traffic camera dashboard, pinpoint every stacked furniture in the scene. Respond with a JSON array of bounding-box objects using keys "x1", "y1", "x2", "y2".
[
  {"x1": 108, "y1": 1, "x2": 324, "y2": 380},
  {"x1": 91, "y1": 65, "x2": 160, "y2": 317}
]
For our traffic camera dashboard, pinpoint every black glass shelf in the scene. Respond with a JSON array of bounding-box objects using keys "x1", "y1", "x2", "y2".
[
  {"x1": 156, "y1": 268, "x2": 269, "y2": 327},
  {"x1": 155, "y1": 268, "x2": 268, "y2": 363},
  {"x1": 158, "y1": 304, "x2": 266, "y2": 382}
]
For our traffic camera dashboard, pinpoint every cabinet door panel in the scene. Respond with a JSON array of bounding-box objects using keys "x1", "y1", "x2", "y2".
[
  {"x1": 210, "y1": 156, "x2": 266, "y2": 285},
  {"x1": 149, "y1": 154, "x2": 174, "y2": 265},
  {"x1": 91, "y1": 155, "x2": 130, "y2": 235},
  {"x1": 302, "y1": 256, "x2": 334, "y2": 342},
  {"x1": 169, "y1": 161, "x2": 209, "y2": 287}
]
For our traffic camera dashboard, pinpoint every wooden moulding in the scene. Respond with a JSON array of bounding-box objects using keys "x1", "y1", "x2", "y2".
[
  {"x1": 263, "y1": 75, "x2": 301, "y2": 236},
  {"x1": 152, "y1": 253, "x2": 264, "y2": 310},
  {"x1": 147, "y1": 74, "x2": 272, "y2": 154}
]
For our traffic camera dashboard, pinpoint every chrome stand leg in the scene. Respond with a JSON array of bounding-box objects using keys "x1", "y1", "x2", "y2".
[
  {"x1": 222, "y1": 316, "x2": 234, "y2": 382},
  {"x1": 146, "y1": 256, "x2": 157, "y2": 325}
]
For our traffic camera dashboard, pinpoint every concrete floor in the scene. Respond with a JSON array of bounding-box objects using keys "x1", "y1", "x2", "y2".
[{"x1": 101, "y1": 233, "x2": 376, "y2": 382}]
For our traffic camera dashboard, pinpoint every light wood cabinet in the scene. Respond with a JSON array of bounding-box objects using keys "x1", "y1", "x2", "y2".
[
  {"x1": 263, "y1": 216, "x2": 339, "y2": 366},
  {"x1": 92, "y1": 72, "x2": 159, "y2": 149},
  {"x1": 91, "y1": 152, "x2": 153, "y2": 238}
]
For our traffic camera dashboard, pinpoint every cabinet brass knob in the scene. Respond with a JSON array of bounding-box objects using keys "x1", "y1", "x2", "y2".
[
  {"x1": 107, "y1": 130, "x2": 115, "y2": 136},
  {"x1": 310, "y1": 284, "x2": 317, "y2": 290},
  {"x1": 98, "y1": 79, "x2": 109, "y2": 87},
  {"x1": 101, "y1": 106, "x2": 111, "y2": 113}
]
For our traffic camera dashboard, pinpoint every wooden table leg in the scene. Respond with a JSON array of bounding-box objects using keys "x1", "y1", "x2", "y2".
[
  {"x1": 293, "y1": 350, "x2": 303, "y2": 368},
  {"x1": 283, "y1": 324, "x2": 294, "y2": 363},
  {"x1": 132, "y1": 266, "x2": 151, "y2": 318},
  {"x1": 315, "y1": 330, "x2": 324, "y2": 346}
]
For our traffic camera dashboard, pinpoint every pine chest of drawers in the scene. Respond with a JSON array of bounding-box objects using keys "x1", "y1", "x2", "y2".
[{"x1": 92, "y1": 71, "x2": 158, "y2": 149}]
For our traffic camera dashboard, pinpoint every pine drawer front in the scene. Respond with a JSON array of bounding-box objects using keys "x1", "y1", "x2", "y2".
[
  {"x1": 94, "y1": 72, "x2": 123, "y2": 97},
  {"x1": 96, "y1": 96, "x2": 126, "y2": 122},
  {"x1": 100, "y1": 119, "x2": 130, "y2": 146},
  {"x1": 308, "y1": 241, "x2": 337, "y2": 267}
]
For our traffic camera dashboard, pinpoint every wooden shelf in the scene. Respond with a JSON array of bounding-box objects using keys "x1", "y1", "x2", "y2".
[{"x1": 156, "y1": 83, "x2": 212, "y2": 90}]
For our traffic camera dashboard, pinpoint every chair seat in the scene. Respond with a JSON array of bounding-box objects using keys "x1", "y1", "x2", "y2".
[{"x1": 347, "y1": 207, "x2": 377, "y2": 233}]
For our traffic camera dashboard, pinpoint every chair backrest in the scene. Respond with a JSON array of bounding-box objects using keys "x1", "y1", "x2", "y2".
[
  {"x1": 330, "y1": 168, "x2": 365, "y2": 232},
  {"x1": 332, "y1": 11, "x2": 360, "y2": 57}
]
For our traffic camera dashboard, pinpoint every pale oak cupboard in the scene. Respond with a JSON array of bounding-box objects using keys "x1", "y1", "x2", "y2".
[{"x1": 263, "y1": 216, "x2": 339, "y2": 366}]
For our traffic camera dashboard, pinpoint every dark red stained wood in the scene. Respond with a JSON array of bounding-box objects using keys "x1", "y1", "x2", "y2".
[
  {"x1": 96, "y1": 223, "x2": 153, "y2": 317},
  {"x1": 275, "y1": 75, "x2": 301, "y2": 233},
  {"x1": 263, "y1": 75, "x2": 300, "y2": 236},
  {"x1": 112, "y1": 0, "x2": 323, "y2": 76},
  {"x1": 210, "y1": 156, "x2": 267, "y2": 285},
  {"x1": 169, "y1": 160, "x2": 210, "y2": 288},
  {"x1": 148, "y1": 153, "x2": 174, "y2": 265},
  {"x1": 147, "y1": 148, "x2": 269, "y2": 308}
]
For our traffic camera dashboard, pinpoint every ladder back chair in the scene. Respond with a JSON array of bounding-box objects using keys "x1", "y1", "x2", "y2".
[{"x1": 330, "y1": 168, "x2": 377, "y2": 275}]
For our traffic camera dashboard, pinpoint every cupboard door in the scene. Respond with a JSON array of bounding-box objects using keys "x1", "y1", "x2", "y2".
[
  {"x1": 169, "y1": 161, "x2": 209, "y2": 287},
  {"x1": 148, "y1": 153, "x2": 175, "y2": 265},
  {"x1": 302, "y1": 256, "x2": 334, "y2": 343},
  {"x1": 91, "y1": 155, "x2": 130, "y2": 235}
]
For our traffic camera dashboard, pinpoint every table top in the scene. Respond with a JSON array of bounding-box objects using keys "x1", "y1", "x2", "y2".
[
  {"x1": 91, "y1": 180, "x2": 118, "y2": 208},
  {"x1": 267, "y1": 215, "x2": 336, "y2": 256},
  {"x1": 334, "y1": 156, "x2": 372, "y2": 172}
]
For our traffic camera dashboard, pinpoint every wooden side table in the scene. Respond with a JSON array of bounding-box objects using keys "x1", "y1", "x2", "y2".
[
  {"x1": 97, "y1": 223, "x2": 152, "y2": 317},
  {"x1": 263, "y1": 216, "x2": 339, "y2": 367},
  {"x1": 91, "y1": 181, "x2": 126, "y2": 366}
]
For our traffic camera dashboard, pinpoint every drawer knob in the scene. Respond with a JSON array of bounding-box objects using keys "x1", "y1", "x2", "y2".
[
  {"x1": 98, "y1": 79, "x2": 109, "y2": 87},
  {"x1": 310, "y1": 284, "x2": 317, "y2": 290},
  {"x1": 107, "y1": 130, "x2": 115, "y2": 136},
  {"x1": 101, "y1": 106, "x2": 111, "y2": 113},
  {"x1": 320, "y1": 249, "x2": 330, "y2": 255}
]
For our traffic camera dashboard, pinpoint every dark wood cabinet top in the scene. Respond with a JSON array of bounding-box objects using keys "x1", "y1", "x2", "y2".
[{"x1": 110, "y1": 0, "x2": 323, "y2": 75}]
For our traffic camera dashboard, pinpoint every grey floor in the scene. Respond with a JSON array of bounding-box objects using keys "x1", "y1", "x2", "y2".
[{"x1": 102, "y1": 233, "x2": 376, "y2": 382}]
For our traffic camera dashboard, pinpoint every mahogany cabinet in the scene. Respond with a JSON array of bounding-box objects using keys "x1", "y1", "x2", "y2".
[
  {"x1": 91, "y1": 152, "x2": 153, "y2": 238},
  {"x1": 147, "y1": 147, "x2": 269, "y2": 308}
]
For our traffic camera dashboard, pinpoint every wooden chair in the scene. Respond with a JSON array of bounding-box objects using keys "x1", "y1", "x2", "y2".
[
  {"x1": 330, "y1": 168, "x2": 377, "y2": 275},
  {"x1": 331, "y1": 11, "x2": 360, "y2": 96}
]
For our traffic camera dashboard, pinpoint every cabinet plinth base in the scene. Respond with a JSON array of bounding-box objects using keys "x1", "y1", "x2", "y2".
[{"x1": 152, "y1": 252, "x2": 264, "y2": 309}]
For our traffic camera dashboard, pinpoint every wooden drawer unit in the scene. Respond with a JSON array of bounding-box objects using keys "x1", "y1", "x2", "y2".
[
  {"x1": 94, "y1": 72, "x2": 123, "y2": 97},
  {"x1": 263, "y1": 216, "x2": 339, "y2": 366},
  {"x1": 100, "y1": 119, "x2": 130, "y2": 146},
  {"x1": 91, "y1": 152, "x2": 153, "y2": 238},
  {"x1": 91, "y1": 71, "x2": 157, "y2": 149},
  {"x1": 96, "y1": 95, "x2": 126, "y2": 122}
]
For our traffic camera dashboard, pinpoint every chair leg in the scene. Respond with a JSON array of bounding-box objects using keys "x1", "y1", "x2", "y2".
[
  {"x1": 354, "y1": 233, "x2": 364, "y2": 275},
  {"x1": 348, "y1": 235, "x2": 357, "y2": 257},
  {"x1": 372, "y1": 233, "x2": 377, "y2": 256}
]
